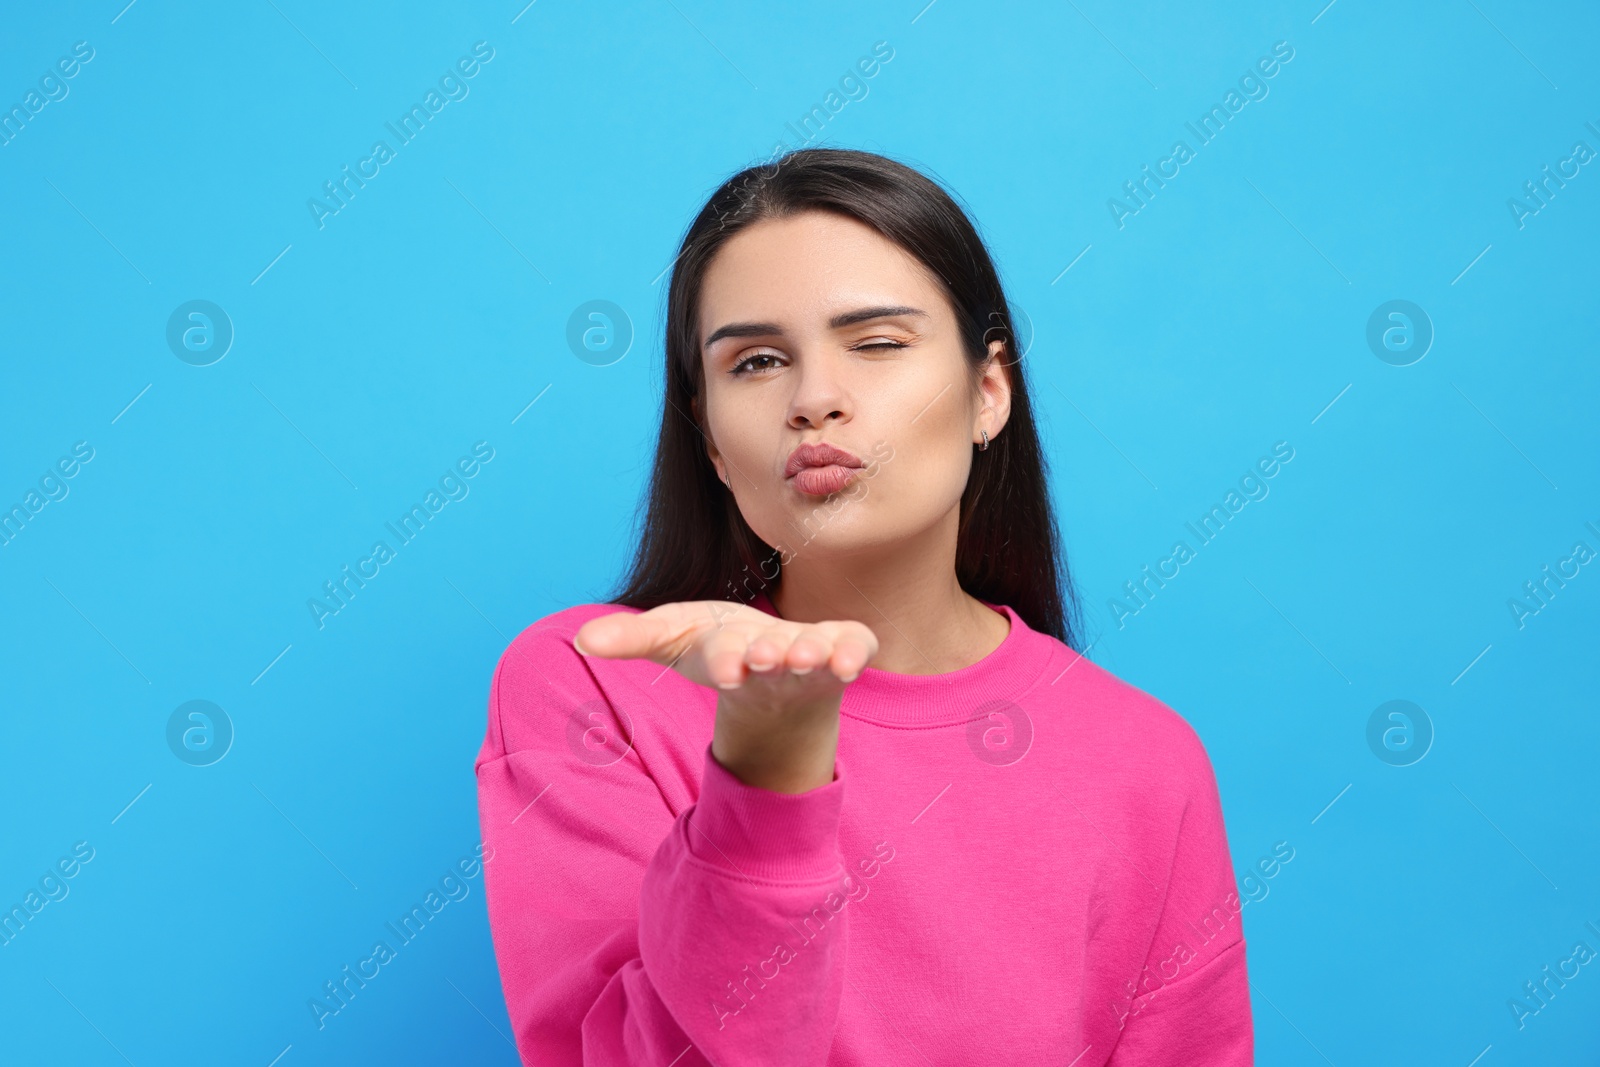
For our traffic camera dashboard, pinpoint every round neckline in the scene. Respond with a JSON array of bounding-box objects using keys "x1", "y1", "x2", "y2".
[{"x1": 745, "y1": 590, "x2": 1057, "y2": 729}]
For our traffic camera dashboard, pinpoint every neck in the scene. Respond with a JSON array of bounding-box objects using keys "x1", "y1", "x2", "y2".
[{"x1": 768, "y1": 518, "x2": 1009, "y2": 676}]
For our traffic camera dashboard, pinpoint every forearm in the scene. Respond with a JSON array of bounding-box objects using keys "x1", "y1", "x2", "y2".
[{"x1": 637, "y1": 745, "x2": 851, "y2": 1064}]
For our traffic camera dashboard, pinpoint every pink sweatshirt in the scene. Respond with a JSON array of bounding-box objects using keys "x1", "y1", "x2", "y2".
[{"x1": 475, "y1": 592, "x2": 1252, "y2": 1065}]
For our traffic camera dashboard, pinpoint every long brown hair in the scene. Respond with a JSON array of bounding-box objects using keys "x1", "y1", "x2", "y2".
[{"x1": 603, "y1": 147, "x2": 1084, "y2": 650}]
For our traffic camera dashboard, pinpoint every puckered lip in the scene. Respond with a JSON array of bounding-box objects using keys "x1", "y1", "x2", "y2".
[{"x1": 784, "y1": 441, "x2": 865, "y2": 479}]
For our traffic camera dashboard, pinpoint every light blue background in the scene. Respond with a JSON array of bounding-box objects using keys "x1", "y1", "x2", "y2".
[{"x1": 2, "y1": 1, "x2": 1596, "y2": 1064}]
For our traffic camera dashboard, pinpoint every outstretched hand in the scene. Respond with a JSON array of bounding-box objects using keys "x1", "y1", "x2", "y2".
[
  {"x1": 574, "y1": 600, "x2": 878, "y2": 793},
  {"x1": 573, "y1": 600, "x2": 878, "y2": 708}
]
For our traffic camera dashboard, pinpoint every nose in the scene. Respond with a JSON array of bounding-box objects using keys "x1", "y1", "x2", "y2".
[{"x1": 786, "y1": 350, "x2": 850, "y2": 430}]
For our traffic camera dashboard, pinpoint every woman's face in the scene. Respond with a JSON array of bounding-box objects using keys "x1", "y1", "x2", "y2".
[{"x1": 696, "y1": 209, "x2": 1011, "y2": 563}]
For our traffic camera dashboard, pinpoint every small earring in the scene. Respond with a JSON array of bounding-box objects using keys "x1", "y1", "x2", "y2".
[{"x1": 979, "y1": 430, "x2": 989, "y2": 452}]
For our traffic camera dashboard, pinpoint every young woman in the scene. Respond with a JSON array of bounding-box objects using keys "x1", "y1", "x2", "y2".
[{"x1": 475, "y1": 148, "x2": 1252, "y2": 1065}]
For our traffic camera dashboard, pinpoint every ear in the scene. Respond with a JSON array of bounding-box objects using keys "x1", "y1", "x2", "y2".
[
  {"x1": 693, "y1": 395, "x2": 730, "y2": 485},
  {"x1": 975, "y1": 339, "x2": 1014, "y2": 445}
]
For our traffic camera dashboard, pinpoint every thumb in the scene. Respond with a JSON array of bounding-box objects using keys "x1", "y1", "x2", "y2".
[
  {"x1": 573, "y1": 613, "x2": 636, "y2": 658},
  {"x1": 573, "y1": 610, "x2": 679, "y2": 663}
]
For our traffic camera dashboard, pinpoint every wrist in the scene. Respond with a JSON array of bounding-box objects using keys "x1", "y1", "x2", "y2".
[
  {"x1": 712, "y1": 695, "x2": 840, "y2": 794},
  {"x1": 689, "y1": 744, "x2": 847, "y2": 880}
]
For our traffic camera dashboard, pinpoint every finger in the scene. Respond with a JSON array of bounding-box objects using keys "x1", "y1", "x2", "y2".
[
  {"x1": 784, "y1": 629, "x2": 834, "y2": 675},
  {"x1": 700, "y1": 624, "x2": 755, "y2": 689},
  {"x1": 574, "y1": 607, "x2": 693, "y2": 664},
  {"x1": 825, "y1": 623, "x2": 878, "y2": 682},
  {"x1": 572, "y1": 612, "x2": 634, "y2": 658},
  {"x1": 744, "y1": 626, "x2": 796, "y2": 673}
]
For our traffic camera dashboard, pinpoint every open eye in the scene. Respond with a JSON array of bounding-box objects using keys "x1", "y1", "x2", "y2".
[{"x1": 730, "y1": 351, "x2": 784, "y2": 376}]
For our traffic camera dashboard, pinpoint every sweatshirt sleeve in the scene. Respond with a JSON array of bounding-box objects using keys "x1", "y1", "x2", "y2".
[
  {"x1": 1105, "y1": 722, "x2": 1254, "y2": 1066},
  {"x1": 475, "y1": 624, "x2": 851, "y2": 1066}
]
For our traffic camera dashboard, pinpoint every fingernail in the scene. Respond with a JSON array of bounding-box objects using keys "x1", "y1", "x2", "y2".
[
  {"x1": 790, "y1": 666, "x2": 813, "y2": 675},
  {"x1": 717, "y1": 680, "x2": 741, "y2": 690},
  {"x1": 572, "y1": 635, "x2": 591, "y2": 656},
  {"x1": 840, "y1": 672, "x2": 859, "y2": 683}
]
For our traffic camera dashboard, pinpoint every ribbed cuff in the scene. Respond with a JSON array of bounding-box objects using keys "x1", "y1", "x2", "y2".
[{"x1": 686, "y1": 744, "x2": 845, "y2": 882}]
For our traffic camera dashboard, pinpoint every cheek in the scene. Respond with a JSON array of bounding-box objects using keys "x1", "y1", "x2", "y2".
[
  {"x1": 856, "y1": 401, "x2": 971, "y2": 525},
  {"x1": 903, "y1": 378, "x2": 977, "y2": 485},
  {"x1": 906, "y1": 429, "x2": 973, "y2": 507},
  {"x1": 705, "y1": 385, "x2": 778, "y2": 475},
  {"x1": 707, "y1": 396, "x2": 790, "y2": 535}
]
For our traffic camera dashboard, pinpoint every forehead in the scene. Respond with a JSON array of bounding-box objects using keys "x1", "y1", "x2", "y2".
[{"x1": 697, "y1": 210, "x2": 945, "y2": 339}]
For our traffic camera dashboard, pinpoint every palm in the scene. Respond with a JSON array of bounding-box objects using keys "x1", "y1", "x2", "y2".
[{"x1": 573, "y1": 600, "x2": 878, "y2": 703}]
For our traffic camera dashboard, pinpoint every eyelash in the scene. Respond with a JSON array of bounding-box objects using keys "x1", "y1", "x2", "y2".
[{"x1": 730, "y1": 340, "x2": 906, "y2": 377}]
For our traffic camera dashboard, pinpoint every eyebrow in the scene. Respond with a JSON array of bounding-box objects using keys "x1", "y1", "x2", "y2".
[{"x1": 703, "y1": 305, "x2": 928, "y2": 350}]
